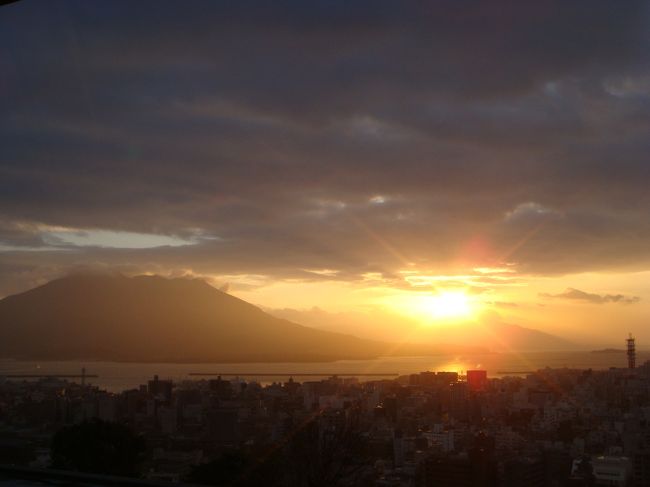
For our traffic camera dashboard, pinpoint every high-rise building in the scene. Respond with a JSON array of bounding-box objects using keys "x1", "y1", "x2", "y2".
[
  {"x1": 208, "y1": 376, "x2": 233, "y2": 398},
  {"x1": 148, "y1": 374, "x2": 173, "y2": 403},
  {"x1": 467, "y1": 370, "x2": 488, "y2": 392}
]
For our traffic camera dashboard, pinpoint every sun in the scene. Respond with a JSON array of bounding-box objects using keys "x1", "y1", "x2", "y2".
[
  {"x1": 385, "y1": 289, "x2": 477, "y2": 324},
  {"x1": 419, "y1": 291, "x2": 473, "y2": 320}
]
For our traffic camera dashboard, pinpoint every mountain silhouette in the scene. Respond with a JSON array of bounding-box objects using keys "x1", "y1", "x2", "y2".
[
  {"x1": 0, "y1": 274, "x2": 392, "y2": 362},
  {"x1": 0, "y1": 274, "x2": 575, "y2": 362},
  {"x1": 424, "y1": 318, "x2": 577, "y2": 352},
  {"x1": 270, "y1": 307, "x2": 577, "y2": 352}
]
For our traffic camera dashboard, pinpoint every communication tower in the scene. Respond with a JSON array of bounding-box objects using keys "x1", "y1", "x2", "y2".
[{"x1": 627, "y1": 334, "x2": 636, "y2": 369}]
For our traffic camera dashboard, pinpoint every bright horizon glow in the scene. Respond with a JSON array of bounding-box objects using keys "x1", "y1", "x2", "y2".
[
  {"x1": 420, "y1": 291, "x2": 473, "y2": 320},
  {"x1": 231, "y1": 269, "x2": 650, "y2": 348},
  {"x1": 385, "y1": 290, "x2": 477, "y2": 324}
]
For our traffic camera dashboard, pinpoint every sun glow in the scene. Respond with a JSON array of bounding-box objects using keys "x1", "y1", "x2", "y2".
[
  {"x1": 421, "y1": 291, "x2": 472, "y2": 319},
  {"x1": 387, "y1": 290, "x2": 477, "y2": 324},
  {"x1": 435, "y1": 360, "x2": 469, "y2": 375}
]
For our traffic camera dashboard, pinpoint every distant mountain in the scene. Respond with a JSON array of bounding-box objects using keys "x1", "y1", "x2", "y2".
[
  {"x1": 270, "y1": 307, "x2": 577, "y2": 353},
  {"x1": 423, "y1": 319, "x2": 577, "y2": 353},
  {"x1": 472, "y1": 321, "x2": 577, "y2": 352},
  {"x1": 0, "y1": 274, "x2": 575, "y2": 363},
  {"x1": 0, "y1": 274, "x2": 395, "y2": 362}
]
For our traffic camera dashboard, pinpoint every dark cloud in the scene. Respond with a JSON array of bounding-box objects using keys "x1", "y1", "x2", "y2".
[
  {"x1": 540, "y1": 288, "x2": 641, "y2": 304},
  {"x1": 1, "y1": 1, "x2": 650, "y2": 295}
]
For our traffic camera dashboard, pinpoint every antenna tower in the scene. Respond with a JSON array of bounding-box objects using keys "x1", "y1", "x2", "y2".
[{"x1": 627, "y1": 334, "x2": 636, "y2": 369}]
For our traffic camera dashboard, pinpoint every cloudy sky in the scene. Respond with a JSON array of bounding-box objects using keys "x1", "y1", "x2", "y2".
[{"x1": 2, "y1": 0, "x2": 650, "y2": 346}]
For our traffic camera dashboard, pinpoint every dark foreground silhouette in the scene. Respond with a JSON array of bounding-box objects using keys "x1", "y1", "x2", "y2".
[{"x1": 50, "y1": 419, "x2": 145, "y2": 477}]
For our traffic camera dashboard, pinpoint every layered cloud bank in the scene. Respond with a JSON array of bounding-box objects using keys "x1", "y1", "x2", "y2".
[{"x1": 1, "y1": 1, "x2": 650, "y2": 305}]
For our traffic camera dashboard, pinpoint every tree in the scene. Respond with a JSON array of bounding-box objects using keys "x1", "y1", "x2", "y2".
[
  {"x1": 188, "y1": 407, "x2": 370, "y2": 486},
  {"x1": 283, "y1": 407, "x2": 370, "y2": 487},
  {"x1": 187, "y1": 447, "x2": 285, "y2": 486},
  {"x1": 50, "y1": 419, "x2": 145, "y2": 477}
]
